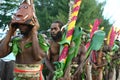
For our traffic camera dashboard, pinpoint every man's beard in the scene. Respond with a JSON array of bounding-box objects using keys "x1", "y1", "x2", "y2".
[
  {"x1": 51, "y1": 31, "x2": 62, "y2": 41},
  {"x1": 20, "y1": 31, "x2": 29, "y2": 35},
  {"x1": 20, "y1": 28, "x2": 32, "y2": 36}
]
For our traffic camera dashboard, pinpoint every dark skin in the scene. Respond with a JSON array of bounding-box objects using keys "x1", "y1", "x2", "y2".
[
  {"x1": 49, "y1": 23, "x2": 62, "y2": 63},
  {"x1": 45, "y1": 22, "x2": 63, "y2": 80},
  {"x1": 0, "y1": 24, "x2": 45, "y2": 64},
  {"x1": 46, "y1": 23, "x2": 87, "y2": 80}
]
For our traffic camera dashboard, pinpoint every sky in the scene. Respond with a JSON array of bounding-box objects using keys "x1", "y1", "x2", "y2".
[
  {"x1": 97, "y1": 0, "x2": 120, "y2": 41},
  {"x1": 97, "y1": 0, "x2": 120, "y2": 29}
]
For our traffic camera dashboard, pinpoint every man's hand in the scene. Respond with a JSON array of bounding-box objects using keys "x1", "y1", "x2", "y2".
[{"x1": 9, "y1": 24, "x2": 17, "y2": 35}]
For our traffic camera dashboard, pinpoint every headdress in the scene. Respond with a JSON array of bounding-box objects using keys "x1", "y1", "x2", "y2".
[{"x1": 11, "y1": 0, "x2": 39, "y2": 29}]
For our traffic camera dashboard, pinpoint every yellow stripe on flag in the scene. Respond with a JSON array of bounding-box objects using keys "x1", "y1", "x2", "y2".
[
  {"x1": 107, "y1": 28, "x2": 112, "y2": 45},
  {"x1": 67, "y1": 36, "x2": 72, "y2": 41}
]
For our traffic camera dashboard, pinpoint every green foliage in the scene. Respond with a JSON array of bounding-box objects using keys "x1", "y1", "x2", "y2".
[
  {"x1": 76, "y1": 0, "x2": 103, "y2": 27},
  {"x1": 34, "y1": 0, "x2": 111, "y2": 35},
  {"x1": 90, "y1": 30, "x2": 105, "y2": 50},
  {"x1": 86, "y1": 30, "x2": 105, "y2": 58},
  {"x1": 38, "y1": 34, "x2": 50, "y2": 52},
  {"x1": 105, "y1": 53, "x2": 112, "y2": 63},
  {"x1": 12, "y1": 34, "x2": 49, "y2": 56},
  {"x1": 34, "y1": 0, "x2": 69, "y2": 31},
  {"x1": 64, "y1": 27, "x2": 83, "y2": 72},
  {"x1": 12, "y1": 36, "x2": 21, "y2": 56},
  {"x1": 0, "y1": 0, "x2": 19, "y2": 29},
  {"x1": 53, "y1": 62, "x2": 64, "y2": 80},
  {"x1": 0, "y1": 0, "x2": 112, "y2": 34}
]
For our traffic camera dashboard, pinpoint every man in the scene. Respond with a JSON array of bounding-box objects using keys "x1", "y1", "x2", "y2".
[
  {"x1": 45, "y1": 20, "x2": 64, "y2": 80},
  {"x1": 0, "y1": 1, "x2": 47, "y2": 80}
]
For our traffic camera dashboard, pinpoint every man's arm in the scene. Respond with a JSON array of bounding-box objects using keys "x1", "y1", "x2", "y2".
[
  {"x1": 31, "y1": 26, "x2": 46, "y2": 61},
  {"x1": 0, "y1": 26, "x2": 16, "y2": 57},
  {"x1": 44, "y1": 52, "x2": 55, "y2": 73},
  {"x1": 45, "y1": 58, "x2": 55, "y2": 72}
]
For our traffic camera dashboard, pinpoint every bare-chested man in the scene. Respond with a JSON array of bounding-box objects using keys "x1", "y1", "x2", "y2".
[
  {"x1": 0, "y1": 24, "x2": 46, "y2": 80},
  {"x1": 45, "y1": 20, "x2": 64, "y2": 80},
  {"x1": 0, "y1": 1, "x2": 47, "y2": 80}
]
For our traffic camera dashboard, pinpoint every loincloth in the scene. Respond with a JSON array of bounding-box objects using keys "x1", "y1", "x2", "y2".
[{"x1": 14, "y1": 64, "x2": 44, "y2": 79}]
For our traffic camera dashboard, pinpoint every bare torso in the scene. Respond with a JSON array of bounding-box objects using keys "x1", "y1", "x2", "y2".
[
  {"x1": 49, "y1": 40, "x2": 60, "y2": 66},
  {"x1": 15, "y1": 37, "x2": 42, "y2": 64}
]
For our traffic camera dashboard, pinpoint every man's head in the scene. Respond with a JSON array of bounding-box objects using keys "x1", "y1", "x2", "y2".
[
  {"x1": 18, "y1": 24, "x2": 33, "y2": 35},
  {"x1": 50, "y1": 20, "x2": 64, "y2": 41},
  {"x1": 10, "y1": 0, "x2": 39, "y2": 31}
]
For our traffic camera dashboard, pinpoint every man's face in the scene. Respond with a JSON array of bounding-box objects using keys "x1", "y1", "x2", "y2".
[
  {"x1": 50, "y1": 23, "x2": 62, "y2": 41},
  {"x1": 18, "y1": 24, "x2": 32, "y2": 35}
]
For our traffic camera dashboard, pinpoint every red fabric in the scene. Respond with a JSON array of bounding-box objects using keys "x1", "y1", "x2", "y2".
[
  {"x1": 40, "y1": 64, "x2": 43, "y2": 80},
  {"x1": 14, "y1": 64, "x2": 44, "y2": 80}
]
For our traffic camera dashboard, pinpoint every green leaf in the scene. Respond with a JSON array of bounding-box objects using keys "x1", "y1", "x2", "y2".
[
  {"x1": 105, "y1": 53, "x2": 111, "y2": 63},
  {"x1": 53, "y1": 62, "x2": 64, "y2": 79},
  {"x1": 72, "y1": 27, "x2": 83, "y2": 57},
  {"x1": 90, "y1": 30, "x2": 105, "y2": 50},
  {"x1": 12, "y1": 36, "x2": 21, "y2": 56},
  {"x1": 24, "y1": 42, "x2": 32, "y2": 48},
  {"x1": 12, "y1": 42, "x2": 19, "y2": 56},
  {"x1": 86, "y1": 30, "x2": 105, "y2": 58},
  {"x1": 59, "y1": 29, "x2": 67, "y2": 55},
  {"x1": 112, "y1": 43, "x2": 119, "y2": 52},
  {"x1": 38, "y1": 34, "x2": 50, "y2": 52},
  {"x1": 81, "y1": 72, "x2": 85, "y2": 80},
  {"x1": 59, "y1": 39, "x2": 70, "y2": 45}
]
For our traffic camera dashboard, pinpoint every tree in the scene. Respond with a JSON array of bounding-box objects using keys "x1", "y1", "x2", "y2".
[
  {"x1": 0, "y1": 0, "x2": 112, "y2": 33},
  {"x1": 0, "y1": 0, "x2": 19, "y2": 30},
  {"x1": 34, "y1": 0, "x2": 69, "y2": 31},
  {"x1": 34, "y1": 0, "x2": 111, "y2": 34},
  {"x1": 76, "y1": 0, "x2": 112, "y2": 33}
]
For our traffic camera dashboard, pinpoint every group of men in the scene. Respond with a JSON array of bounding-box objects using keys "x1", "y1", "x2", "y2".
[
  {"x1": 0, "y1": 0, "x2": 86, "y2": 80},
  {"x1": 0, "y1": 18, "x2": 86, "y2": 80},
  {"x1": 0, "y1": 6, "x2": 69, "y2": 80},
  {"x1": 0, "y1": 19, "x2": 68, "y2": 80}
]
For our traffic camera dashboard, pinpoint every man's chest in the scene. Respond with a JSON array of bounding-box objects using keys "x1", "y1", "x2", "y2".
[
  {"x1": 19, "y1": 40, "x2": 32, "y2": 52},
  {"x1": 50, "y1": 42, "x2": 60, "y2": 55}
]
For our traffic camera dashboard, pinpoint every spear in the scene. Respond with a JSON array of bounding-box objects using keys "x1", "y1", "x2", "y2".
[{"x1": 53, "y1": 0, "x2": 82, "y2": 79}]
